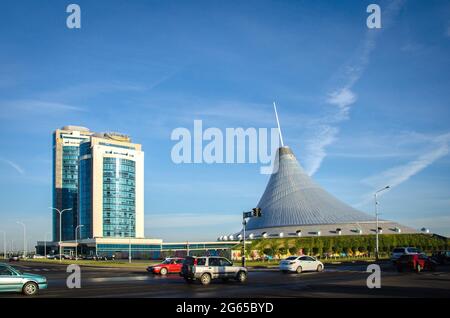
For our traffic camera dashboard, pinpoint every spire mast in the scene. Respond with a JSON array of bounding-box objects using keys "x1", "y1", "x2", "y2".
[{"x1": 273, "y1": 101, "x2": 284, "y2": 147}]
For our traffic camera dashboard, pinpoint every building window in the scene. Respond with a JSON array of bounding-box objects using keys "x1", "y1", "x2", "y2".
[{"x1": 102, "y1": 158, "x2": 136, "y2": 238}]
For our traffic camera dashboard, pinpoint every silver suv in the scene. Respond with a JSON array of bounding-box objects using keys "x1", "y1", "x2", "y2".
[{"x1": 180, "y1": 256, "x2": 247, "y2": 285}]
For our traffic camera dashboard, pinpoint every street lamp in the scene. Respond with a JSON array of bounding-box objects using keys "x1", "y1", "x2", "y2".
[
  {"x1": 374, "y1": 185, "x2": 390, "y2": 261},
  {"x1": 16, "y1": 222, "x2": 26, "y2": 258},
  {"x1": 44, "y1": 232, "x2": 51, "y2": 258},
  {"x1": 75, "y1": 225, "x2": 84, "y2": 260},
  {"x1": 0, "y1": 231, "x2": 6, "y2": 260},
  {"x1": 49, "y1": 207, "x2": 72, "y2": 262},
  {"x1": 129, "y1": 237, "x2": 132, "y2": 264}
]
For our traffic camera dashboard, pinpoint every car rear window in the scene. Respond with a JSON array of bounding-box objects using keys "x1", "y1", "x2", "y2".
[
  {"x1": 285, "y1": 256, "x2": 297, "y2": 260},
  {"x1": 406, "y1": 248, "x2": 419, "y2": 253},
  {"x1": 183, "y1": 257, "x2": 195, "y2": 265}
]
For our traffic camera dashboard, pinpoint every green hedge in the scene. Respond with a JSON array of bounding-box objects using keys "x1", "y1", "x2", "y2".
[{"x1": 238, "y1": 234, "x2": 448, "y2": 257}]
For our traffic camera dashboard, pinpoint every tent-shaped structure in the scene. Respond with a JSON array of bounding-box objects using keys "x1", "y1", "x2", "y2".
[{"x1": 236, "y1": 146, "x2": 417, "y2": 239}]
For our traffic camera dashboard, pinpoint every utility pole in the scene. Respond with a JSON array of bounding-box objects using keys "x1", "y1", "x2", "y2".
[
  {"x1": 374, "y1": 186, "x2": 390, "y2": 261},
  {"x1": 75, "y1": 225, "x2": 84, "y2": 260},
  {"x1": 16, "y1": 222, "x2": 26, "y2": 258},
  {"x1": 241, "y1": 208, "x2": 262, "y2": 267},
  {"x1": 0, "y1": 231, "x2": 6, "y2": 260}
]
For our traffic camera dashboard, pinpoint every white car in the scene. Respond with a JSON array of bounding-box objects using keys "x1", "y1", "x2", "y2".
[
  {"x1": 279, "y1": 255, "x2": 324, "y2": 274},
  {"x1": 390, "y1": 247, "x2": 421, "y2": 263}
]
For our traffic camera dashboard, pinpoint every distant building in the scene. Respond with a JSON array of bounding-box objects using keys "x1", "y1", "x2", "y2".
[
  {"x1": 43, "y1": 126, "x2": 235, "y2": 259},
  {"x1": 52, "y1": 126, "x2": 93, "y2": 241},
  {"x1": 78, "y1": 132, "x2": 144, "y2": 240}
]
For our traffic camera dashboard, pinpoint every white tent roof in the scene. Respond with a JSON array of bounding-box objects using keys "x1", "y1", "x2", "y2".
[{"x1": 246, "y1": 146, "x2": 376, "y2": 231}]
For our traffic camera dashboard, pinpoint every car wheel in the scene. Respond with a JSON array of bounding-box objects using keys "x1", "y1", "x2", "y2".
[
  {"x1": 296, "y1": 266, "x2": 302, "y2": 274},
  {"x1": 160, "y1": 267, "x2": 168, "y2": 275},
  {"x1": 416, "y1": 264, "x2": 422, "y2": 273},
  {"x1": 22, "y1": 282, "x2": 38, "y2": 296},
  {"x1": 200, "y1": 273, "x2": 211, "y2": 285},
  {"x1": 236, "y1": 271, "x2": 247, "y2": 283},
  {"x1": 316, "y1": 264, "x2": 323, "y2": 272}
]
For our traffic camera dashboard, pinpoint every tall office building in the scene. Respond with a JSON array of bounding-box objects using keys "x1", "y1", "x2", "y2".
[
  {"x1": 53, "y1": 126, "x2": 93, "y2": 241},
  {"x1": 78, "y1": 132, "x2": 144, "y2": 240}
]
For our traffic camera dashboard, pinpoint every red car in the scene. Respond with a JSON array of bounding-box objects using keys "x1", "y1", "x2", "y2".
[
  {"x1": 147, "y1": 258, "x2": 185, "y2": 275},
  {"x1": 396, "y1": 254, "x2": 436, "y2": 273}
]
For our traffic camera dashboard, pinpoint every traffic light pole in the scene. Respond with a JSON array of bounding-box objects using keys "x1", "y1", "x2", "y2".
[
  {"x1": 241, "y1": 208, "x2": 262, "y2": 268},
  {"x1": 242, "y1": 218, "x2": 246, "y2": 267}
]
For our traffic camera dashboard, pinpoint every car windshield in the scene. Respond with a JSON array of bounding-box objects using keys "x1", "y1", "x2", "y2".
[
  {"x1": 407, "y1": 248, "x2": 419, "y2": 253},
  {"x1": 285, "y1": 257, "x2": 297, "y2": 260},
  {"x1": 162, "y1": 259, "x2": 172, "y2": 264},
  {"x1": 393, "y1": 248, "x2": 405, "y2": 253}
]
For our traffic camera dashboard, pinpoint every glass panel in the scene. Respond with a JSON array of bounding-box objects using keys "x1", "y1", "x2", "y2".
[{"x1": 103, "y1": 157, "x2": 136, "y2": 238}]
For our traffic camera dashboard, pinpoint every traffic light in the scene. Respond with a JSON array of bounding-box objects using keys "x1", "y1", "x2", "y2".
[{"x1": 252, "y1": 207, "x2": 262, "y2": 217}]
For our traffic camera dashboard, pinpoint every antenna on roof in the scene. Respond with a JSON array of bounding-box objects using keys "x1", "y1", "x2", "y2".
[{"x1": 273, "y1": 101, "x2": 284, "y2": 147}]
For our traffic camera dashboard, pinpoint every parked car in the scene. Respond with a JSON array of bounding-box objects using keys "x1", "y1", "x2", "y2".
[
  {"x1": 0, "y1": 264, "x2": 47, "y2": 296},
  {"x1": 396, "y1": 254, "x2": 436, "y2": 273},
  {"x1": 279, "y1": 255, "x2": 324, "y2": 274},
  {"x1": 147, "y1": 257, "x2": 184, "y2": 275},
  {"x1": 431, "y1": 251, "x2": 450, "y2": 265},
  {"x1": 180, "y1": 256, "x2": 247, "y2": 285},
  {"x1": 32, "y1": 255, "x2": 45, "y2": 259},
  {"x1": 8, "y1": 256, "x2": 20, "y2": 262},
  {"x1": 390, "y1": 247, "x2": 421, "y2": 263}
]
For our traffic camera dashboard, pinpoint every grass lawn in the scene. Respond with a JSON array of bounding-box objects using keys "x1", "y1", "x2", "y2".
[
  {"x1": 19, "y1": 258, "x2": 160, "y2": 268},
  {"x1": 242, "y1": 256, "x2": 389, "y2": 268}
]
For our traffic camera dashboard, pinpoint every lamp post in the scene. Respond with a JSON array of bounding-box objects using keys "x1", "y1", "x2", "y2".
[
  {"x1": 10, "y1": 239, "x2": 14, "y2": 257},
  {"x1": 0, "y1": 231, "x2": 6, "y2": 260},
  {"x1": 129, "y1": 237, "x2": 132, "y2": 264},
  {"x1": 241, "y1": 208, "x2": 262, "y2": 267},
  {"x1": 16, "y1": 222, "x2": 26, "y2": 258},
  {"x1": 50, "y1": 207, "x2": 72, "y2": 262},
  {"x1": 374, "y1": 185, "x2": 390, "y2": 261},
  {"x1": 75, "y1": 225, "x2": 84, "y2": 261},
  {"x1": 242, "y1": 218, "x2": 247, "y2": 267},
  {"x1": 44, "y1": 232, "x2": 51, "y2": 258}
]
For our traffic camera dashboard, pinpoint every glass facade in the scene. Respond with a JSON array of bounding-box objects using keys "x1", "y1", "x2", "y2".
[
  {"x1": 103, "y1": 158, "x2": 136, "y2": 238},
  {"x1": 78, "y1": 142, "x2": 92, "y2": 239},
  {"x1": 60, "y1": 145, "x2": 79, "y2": 241}
]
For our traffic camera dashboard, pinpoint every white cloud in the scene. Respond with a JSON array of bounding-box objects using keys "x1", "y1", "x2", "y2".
[
  {"x1": 305, "y1": 0, "x2": 404, "y2": 176},
  {"x1": 0, "y1": 158, "x2": 25, "y2": 175},
  {"x1": 303, "y1": 125, "x2": 339, "y2": 176},
  {"x1": 356, "y1": 133, "x2": 450, "y2": 206},
  {"x1": 0, "y1": 100, "x2": 85, "y2": 118},
  {"x1": 363, "y1": 133, "x2": 450, "y2": 189},
  {"x1": 327, "y1": 88, "x2": 357, "y2": 111}
]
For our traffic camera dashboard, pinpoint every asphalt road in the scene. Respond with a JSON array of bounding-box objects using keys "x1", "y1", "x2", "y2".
[{"x1": 1, "y1": 261, "x2": 449, "y2": 298}]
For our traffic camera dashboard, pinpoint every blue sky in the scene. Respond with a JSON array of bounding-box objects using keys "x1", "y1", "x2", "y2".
[{"x1": 0, "y1": 0, "x2": 449, "y2": 249}]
